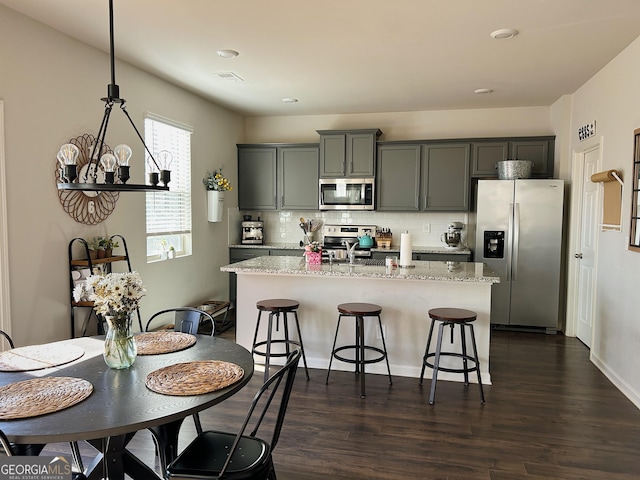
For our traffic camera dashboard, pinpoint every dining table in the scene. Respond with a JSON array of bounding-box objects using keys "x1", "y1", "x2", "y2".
[{"x1": 0, "y1": 334, "x2": 255, "y2": 480}]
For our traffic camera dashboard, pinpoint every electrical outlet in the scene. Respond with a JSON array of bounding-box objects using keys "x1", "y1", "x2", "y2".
[
  {"x1": 376, "y1": 325, "x2": 387, "y2": 340},
  {"x1": 423, "y1": 223, "x2": 431, "y2": 233},
  {"x1": 88, "y1": 201, "x2": 95, "y2": 214}
]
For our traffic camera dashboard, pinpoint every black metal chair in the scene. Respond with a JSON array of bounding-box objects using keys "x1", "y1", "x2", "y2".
[
  {"x1": 167, "y1": 349, "x2": 301, "y2": 480},
  {"x1": 1, "y1": 421, "x2": 86, "y2": 480},
  {"x1": 145, "y1": 307, "x2": 217, "y2": 435},
  {"x1": 145, "y1": 307, "x2": 217, "y2": 336},
  {"x1": 0, "y1": 329, "x2": 14, "y2": 349}
]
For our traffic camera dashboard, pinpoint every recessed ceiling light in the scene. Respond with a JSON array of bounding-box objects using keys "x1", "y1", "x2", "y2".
[
  {"x1": 216, "y1": 49, "x2": 239, "y2": 59},
  {"x1": 490, "y1": 28, "x2": 518, "y2": 40},
  {"x1": 282, "y1": 98, "x2": 298, "y2": 104},
  {"x1": 474, "y1": 88, "x2": 494, "y2": 95}
]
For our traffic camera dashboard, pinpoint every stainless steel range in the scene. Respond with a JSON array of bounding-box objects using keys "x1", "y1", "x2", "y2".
[{"x1": 322, "y1": 224, "x2": 377, "y2": 260}]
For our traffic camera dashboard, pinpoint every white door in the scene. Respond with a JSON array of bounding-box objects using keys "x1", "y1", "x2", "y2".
[{"x1": 574, "y1": 144, "x2": 600, "y2": 347}]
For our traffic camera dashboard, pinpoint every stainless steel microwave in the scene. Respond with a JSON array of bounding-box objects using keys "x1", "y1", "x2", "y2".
[{"x1": 319, "y1": 178, "x2": 375, "y2": 210}]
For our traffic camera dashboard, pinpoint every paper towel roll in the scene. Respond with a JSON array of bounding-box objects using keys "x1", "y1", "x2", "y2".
[{"x1": 399, "y1": 232, "x2": 412, "y2": 267}]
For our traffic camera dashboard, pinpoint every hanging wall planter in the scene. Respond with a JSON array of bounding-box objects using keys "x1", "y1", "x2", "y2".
[{"x1": 207, "y1": 190, "x2": 224, "y2": 222}]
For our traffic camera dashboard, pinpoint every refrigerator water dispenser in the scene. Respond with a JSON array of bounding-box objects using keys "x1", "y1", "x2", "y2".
[{"x1": 483, "y1": 231, "x2": 504, "y2": 259}]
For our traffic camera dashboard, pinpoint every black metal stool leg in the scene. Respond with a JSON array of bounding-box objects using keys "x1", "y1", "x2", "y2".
[
  {"x1": 468, "y1": 323, "x2": 485, "y2": 403},
  {"x1": 377, "y1": 315, "x2": 392, "y2": 385},
  {"x1": 263, "y1": 312, "x2": 275, "y2": 382},
  {"x1": 460, "y1": 323, "x2": 470, "y2": 386},
  {"x1": 326, "y1": 315, "x2": 342, "y2": 384},
  {"x1": 429, "y1": 321, "x2": 446, "y2": 405},
  {"x1": 293, "y1": 311, "x2": 310, "y2": 380},
  {"x1": 357, "y1": 315, "x2": 366, "y2": 398},
  {"x1": 419, "y1": 318, "x2": 436, "y2": 385}
]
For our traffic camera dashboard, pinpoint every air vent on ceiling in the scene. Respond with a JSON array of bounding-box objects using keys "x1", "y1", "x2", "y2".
[{"x1": 215, "y1": 72, "x2": 244, "y2": 82}]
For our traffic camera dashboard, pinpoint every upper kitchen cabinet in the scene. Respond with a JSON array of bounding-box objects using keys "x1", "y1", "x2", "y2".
[
  {"x1": 472, "y1": 136, "x2": 555, "y2": 178},
  {"x1": 237, "y1": 144, "x2": 319, "y2": 211},
  {"x1": 376, "y1": 142, "x2": 470, "y2": 212},
  {"x1": 376, "y1": 143, "x2": 421, "y2": 211},
  {"x1": 238, "y1": 146, "x2": 277, "y2": 210},
  {"x1": 317, "y1": 129, "x2": 381, "y2": 177},
  {"x1": 278, "y1": 145, "x2": 319, "y2": 210},
  {"x1": 421, "y1": 143, "x2": 470, "y2": 211}
]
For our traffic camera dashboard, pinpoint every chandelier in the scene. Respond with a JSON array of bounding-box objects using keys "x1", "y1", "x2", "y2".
[{"x1": 56, "y1": 0, "x2": 169, "y2": 192}]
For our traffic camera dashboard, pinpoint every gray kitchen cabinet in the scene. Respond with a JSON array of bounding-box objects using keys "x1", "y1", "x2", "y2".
[
  {"x1": 421, "y1": 143, "x2": 470, "y2": 211},
  {"x1": 377, "y1": 142, "x2": 470, "y2": 212},
  {"x1": 412, "y1": 252, "x2": 472, "y2": 262},
  {"x1": 317, "y1": 129, "x2": 381, "y2": 177},
  {"x1": 237, "y1": 146, "x2": 277, "y2": 210},
  {"x1": 278, "y1": 146, "x2": 319, "y2": 210},
  {"x1": 238, "y1": 144, "x2": 319, "y2": 210},
  {"x1": 228, "y1": 248, "x2": 266, "y2": 307},
  {"x1": 376, "y1": 144, "x2": 421, "y2": 211},
  {"x1": 472, "y1": 137, "x2": 554, "y2": 178},
  {"x1": 229, "y1": 248, "x2": 302, "y2": 306}
]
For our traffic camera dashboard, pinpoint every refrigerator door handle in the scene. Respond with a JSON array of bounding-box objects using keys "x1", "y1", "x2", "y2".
[
  {"x1": 512, "y1": 202, "x2": 520, "y2": 281},
  {"x1": 506, "y1": 203, "x2": 514, "y2": 282}
]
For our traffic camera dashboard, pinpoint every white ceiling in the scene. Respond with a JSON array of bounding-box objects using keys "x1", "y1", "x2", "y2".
[{"x1": 3, "y1": 0, "x2": 640, "y2": 117}]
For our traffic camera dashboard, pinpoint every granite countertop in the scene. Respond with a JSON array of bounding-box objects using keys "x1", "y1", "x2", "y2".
[
  {"x1": 221, "y1": 255, "x2": 499, "y2": 283},
  {"x1": 229, "y1": 242, "x2": 472, "y2": 255}
]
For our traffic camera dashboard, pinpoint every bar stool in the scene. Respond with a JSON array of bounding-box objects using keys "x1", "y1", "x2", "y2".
[
  {"x1": 419, "y1": 307, "x2": 484, "y2": 405},
  {"x1": 326, "y1": 302, "x2": 392, "y2": 398},
  {"x1": 252, "y1": 299, "x2": 309, "y2": 382}
]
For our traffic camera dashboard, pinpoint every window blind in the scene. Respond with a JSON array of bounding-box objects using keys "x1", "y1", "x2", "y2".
[{"x1": 145, "y1": 115, "x2": 192, "y2": 238}]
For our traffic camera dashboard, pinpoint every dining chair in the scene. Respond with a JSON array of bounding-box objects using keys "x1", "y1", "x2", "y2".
[
  {"x1": 166, "y1": 349, "x2": 301, "y2": 480},
  {"x1": 0, "y1": 428, "x2": 87, "y2": 479},
  {"x1": 145, "y1": 307, "x2": 217, "y2": 336},
  {"x1": 145, "y1": 307, "x2": 218, "y2": 435},
  {"x1": 0, "y1": 329, "x2": 14, "y2": 349},
  {"x1": 0, "y1": 331, "x2": 86, "y2": 476}
]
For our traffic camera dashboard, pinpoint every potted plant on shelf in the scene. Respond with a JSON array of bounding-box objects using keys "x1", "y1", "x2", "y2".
[{"x1": 203, "y1": 168, "x2": 232, "y2": 223}]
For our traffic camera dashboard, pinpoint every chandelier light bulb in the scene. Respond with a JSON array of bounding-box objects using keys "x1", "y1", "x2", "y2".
[
  {"x1": 58, "y1": 143, "x2": 79, "y2": 165},
  {"x1": 114, "y1": 144, "x2": 132, "y2": 166},
  {"x1": 157, "y1": 150, "x2": 173, "y2": 170},
  {"x1": 100, "y1": 153, "x2": 117, "y2": 173}
]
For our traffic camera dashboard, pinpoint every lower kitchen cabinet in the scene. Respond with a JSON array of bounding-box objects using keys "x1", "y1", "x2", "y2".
[
  {"x1": 412, "y1": 252, "x2": 471, "y2": 262},
  {"x1": 229, "y1": 248, "x2": 301, "y2": 306}
]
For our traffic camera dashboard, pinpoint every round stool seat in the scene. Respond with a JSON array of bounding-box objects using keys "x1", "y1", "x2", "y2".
[
  {"x1": 257, "y1": 299, "x2": 300, "y2": 312},
  {"x1": 428, "y1": 307, "x2": 477, "y2": 323},
  {"x1": 338, "y1": 302, "x2": 382, "y2": 316}
]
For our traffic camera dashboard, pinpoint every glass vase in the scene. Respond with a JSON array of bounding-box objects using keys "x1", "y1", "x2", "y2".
[{"x1": 103, "y1": 313, "x2": 137, "y2": 369}]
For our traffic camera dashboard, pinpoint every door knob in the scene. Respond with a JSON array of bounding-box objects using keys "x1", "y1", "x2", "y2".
[{"x1": 574, "y1": 253, "x2": 583, "y2": 259}]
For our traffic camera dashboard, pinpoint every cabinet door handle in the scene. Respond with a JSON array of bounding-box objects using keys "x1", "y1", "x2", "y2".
[{"x1": 574, "y1": 253, "x2": 583, "y2": 259}]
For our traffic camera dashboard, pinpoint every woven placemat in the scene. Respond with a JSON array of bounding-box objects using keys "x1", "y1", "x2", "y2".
[
  {"x1": 0, "y1": 345, "x2": 85, "y2": 372},
  {"x1": 0, "y1": 377, "x2": 93, "y2": 420},
  {"x1": 145, "y1": 361, "x2": 244, "y2": 396},
  {"x1": 136, "y1": 332, "x2": 197, "y2": 355}
]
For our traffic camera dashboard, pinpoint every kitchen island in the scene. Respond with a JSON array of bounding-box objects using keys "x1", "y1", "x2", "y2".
[{"x1": 222, "y1": 256, "x2": 499, "y2": 384}]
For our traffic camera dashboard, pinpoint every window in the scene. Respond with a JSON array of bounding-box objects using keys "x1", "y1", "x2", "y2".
[{"x1": 145, "y1": 114, "x2": 192, "y2": 262}]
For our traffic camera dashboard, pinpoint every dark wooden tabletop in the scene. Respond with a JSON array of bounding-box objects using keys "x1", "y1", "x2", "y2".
[{"x1": 0, "y1": 335, "x2": 254, "y2": 445}]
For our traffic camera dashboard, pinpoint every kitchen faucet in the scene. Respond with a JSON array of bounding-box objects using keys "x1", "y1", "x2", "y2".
[{"x1": 343, "y1": 240, "x2": 358, "y2": 264}]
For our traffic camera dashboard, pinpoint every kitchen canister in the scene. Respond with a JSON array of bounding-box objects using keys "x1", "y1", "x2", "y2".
[{"x1": 497, "y1": 160, "x2": 533, "y2": 180}]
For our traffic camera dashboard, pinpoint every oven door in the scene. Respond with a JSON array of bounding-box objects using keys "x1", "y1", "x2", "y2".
[{"x1": 319, "y1": 178, "x2": 375, "y2": 210}]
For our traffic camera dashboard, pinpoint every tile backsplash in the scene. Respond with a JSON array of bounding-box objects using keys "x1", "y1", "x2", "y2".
[{"x1": 229, "y1": 208, "x2": 471, "y2": 248}]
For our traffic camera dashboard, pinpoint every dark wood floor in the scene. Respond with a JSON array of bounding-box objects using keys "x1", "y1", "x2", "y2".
[{"x1": 48, "y1": 328, "x2": 640, "y2": 480}]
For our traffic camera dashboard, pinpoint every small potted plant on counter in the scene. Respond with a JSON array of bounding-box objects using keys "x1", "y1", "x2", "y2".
[{"x1": 304, "y1": 241, "x2": 322, "y2": 265}]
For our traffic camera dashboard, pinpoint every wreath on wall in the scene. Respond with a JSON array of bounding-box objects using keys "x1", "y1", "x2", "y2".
[{"x1": 55, "y1": 133, "x2": 120, "y2": 225}]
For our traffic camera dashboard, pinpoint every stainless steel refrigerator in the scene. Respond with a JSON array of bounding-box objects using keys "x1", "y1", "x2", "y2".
[{"x1": 474, "y1": 179, "x2": 564, "y2": 333}]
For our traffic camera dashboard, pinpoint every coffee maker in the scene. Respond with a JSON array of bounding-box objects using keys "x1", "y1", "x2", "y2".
[
  {"x1": 241, "y1": 215, "x2": 264, "y2": 245},
  {"x1": 441, "y1": 222, "x2": 464, "y2": 249}
]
